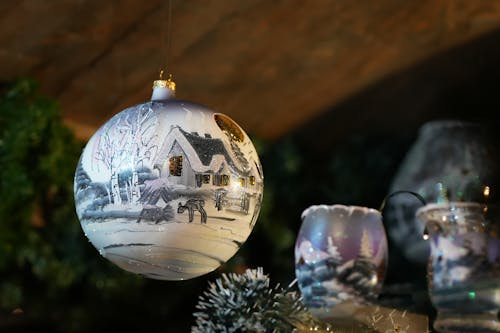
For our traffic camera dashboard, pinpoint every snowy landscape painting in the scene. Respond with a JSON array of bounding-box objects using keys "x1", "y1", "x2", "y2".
[
  {"x1": 416, "y1": 203, "x2": 500, "y2": 313},
  {"x1": 428, "y1": 231, "x2": 500, "y2": 311},
  {"x1": 74, "y1": 100, "x2": 264, "y2": 280},
  {"x1": 295, "y1": 205, "x2": 387, "y2": 317}
]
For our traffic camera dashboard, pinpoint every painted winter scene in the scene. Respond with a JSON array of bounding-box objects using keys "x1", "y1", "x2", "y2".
[
  {"x1": 415, "y1": 203, "x2": 500, "y2": 312},
  {"x1": 428, "y1": 231, "x2": 500, "y2": 312},
  {"x1": 295, "y1": 205, "x2": 387, "y2": 318},
  {"x1": 74, "y1": 100, "x2": 264, "y2": 280}
]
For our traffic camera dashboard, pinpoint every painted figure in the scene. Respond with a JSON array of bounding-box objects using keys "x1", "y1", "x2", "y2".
[{"x1": 178, "y1": 199, "x2": 207, "y2": 224}]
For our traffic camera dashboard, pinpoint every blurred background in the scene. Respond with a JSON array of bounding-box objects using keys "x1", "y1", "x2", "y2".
[{"x1": 2, "y1": 1, "x2": 500, "y2": 331}]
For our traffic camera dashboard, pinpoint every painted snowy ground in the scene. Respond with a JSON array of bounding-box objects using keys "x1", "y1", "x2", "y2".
[{"x1": 81, "y1": 213, "x2": 251, "y2": 280}]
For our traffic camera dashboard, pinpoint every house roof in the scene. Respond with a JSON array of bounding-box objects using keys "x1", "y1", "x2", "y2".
[
  {"x1": 155, "y1": 126, "x2": 250, "y2": 176},
  {"x1": 180, "y1": 129, "x2": 232, "y2": 167},
  {"x1": 180, "y1": 128, "x2": 252, "y2": 176}
]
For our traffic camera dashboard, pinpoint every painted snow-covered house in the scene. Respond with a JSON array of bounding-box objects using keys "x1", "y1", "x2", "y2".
[{"x1": 153, "y1": 126, "x2": 262, "y2": 213}]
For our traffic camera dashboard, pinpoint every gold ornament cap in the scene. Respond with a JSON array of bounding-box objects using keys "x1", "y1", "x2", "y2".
[{"x1": 151, "y1": 70, "x2": 176, "y2": 100}]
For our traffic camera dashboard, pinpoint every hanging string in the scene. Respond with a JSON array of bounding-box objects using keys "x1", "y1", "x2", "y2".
[
  {"x1": 160, "y1": 0, "x2": 174, "y2": 78},
  {"x1": 166, "y1": 0, "x2": 173, "y2": 71}
]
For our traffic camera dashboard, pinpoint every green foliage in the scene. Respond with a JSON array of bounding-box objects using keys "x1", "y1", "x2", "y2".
[
  {"x1": 192, "y1": 268, "x2": 323, "y2": 333},
  {"x1": 0, "y1": 79, "x2": 149, "y2": 331},
  {"x1": 0, "y1": 79, "x2": 83, "y2": 292}
]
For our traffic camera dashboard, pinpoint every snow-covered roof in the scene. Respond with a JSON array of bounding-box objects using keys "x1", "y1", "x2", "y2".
[
  {"x1": 155, "y1": 126, "x2": 249, "y2": 175},
  {"x1": 181, "y1": 129, "x2": 233, "y2": 167}
]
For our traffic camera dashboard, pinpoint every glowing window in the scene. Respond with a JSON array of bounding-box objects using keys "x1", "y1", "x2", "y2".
[
  {"x1": 169, "y1": 156, "x2": 183, "y2": 176},
  {"x1": 238, "y1": 178, "x2": 246, "y2": 187}
]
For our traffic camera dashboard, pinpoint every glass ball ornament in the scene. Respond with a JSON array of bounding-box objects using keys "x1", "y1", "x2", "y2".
[{"x1": 74, "y1": 77, "x2": 264, "y2": 280}]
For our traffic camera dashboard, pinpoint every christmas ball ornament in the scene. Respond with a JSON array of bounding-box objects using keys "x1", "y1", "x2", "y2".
[
  {"x1": 74, "y1": 76, "x2": 264, "y2": 280},
  {"x1": 295, "y1": 205, "x2": 388, "y2": 319}
]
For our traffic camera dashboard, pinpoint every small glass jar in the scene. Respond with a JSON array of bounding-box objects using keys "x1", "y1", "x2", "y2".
[{"x1": 417, "y1": 201, "x2": 500, "y2": 332}]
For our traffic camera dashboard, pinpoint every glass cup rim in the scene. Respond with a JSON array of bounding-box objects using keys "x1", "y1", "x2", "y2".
[
  {"x1": 415, "y1": 201, "x2": 500, "y2": 231},
  {"x1": 415, "y1": 201, "x2": 485, "y2": 216},
  {"x1": 301, "y1": 204, "x2": 381, "y2": 221}
]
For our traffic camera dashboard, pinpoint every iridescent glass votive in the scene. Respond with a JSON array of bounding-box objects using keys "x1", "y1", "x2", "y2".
[{"x1": 295, "y1": 204, "x2": 388, "y2": 319}]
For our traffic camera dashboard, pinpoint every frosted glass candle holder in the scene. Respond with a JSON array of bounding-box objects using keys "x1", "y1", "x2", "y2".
[{"x1": 295, "y1": 204, "x2": 388, "y2": 319}]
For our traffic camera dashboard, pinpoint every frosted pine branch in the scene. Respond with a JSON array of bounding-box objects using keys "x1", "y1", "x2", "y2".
[{"x1": 192, "y1": 268, "x2": 324, "y2": 333}]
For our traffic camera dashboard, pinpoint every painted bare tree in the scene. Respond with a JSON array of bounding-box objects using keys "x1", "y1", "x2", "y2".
[
  {"x1": 94, "y1": 120, "x2": 129, "y2": 204},
  {"x1": 93, "y1": 105, "x2": 158, "y2": 205},
  {"x1": 119, "y1": 105, "x2": 159, "y2": 203}
]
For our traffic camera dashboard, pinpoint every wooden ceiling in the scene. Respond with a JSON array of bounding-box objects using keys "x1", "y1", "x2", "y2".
[{"x1": 2, "y1": 1, "x2": 500, "y2": 141}]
